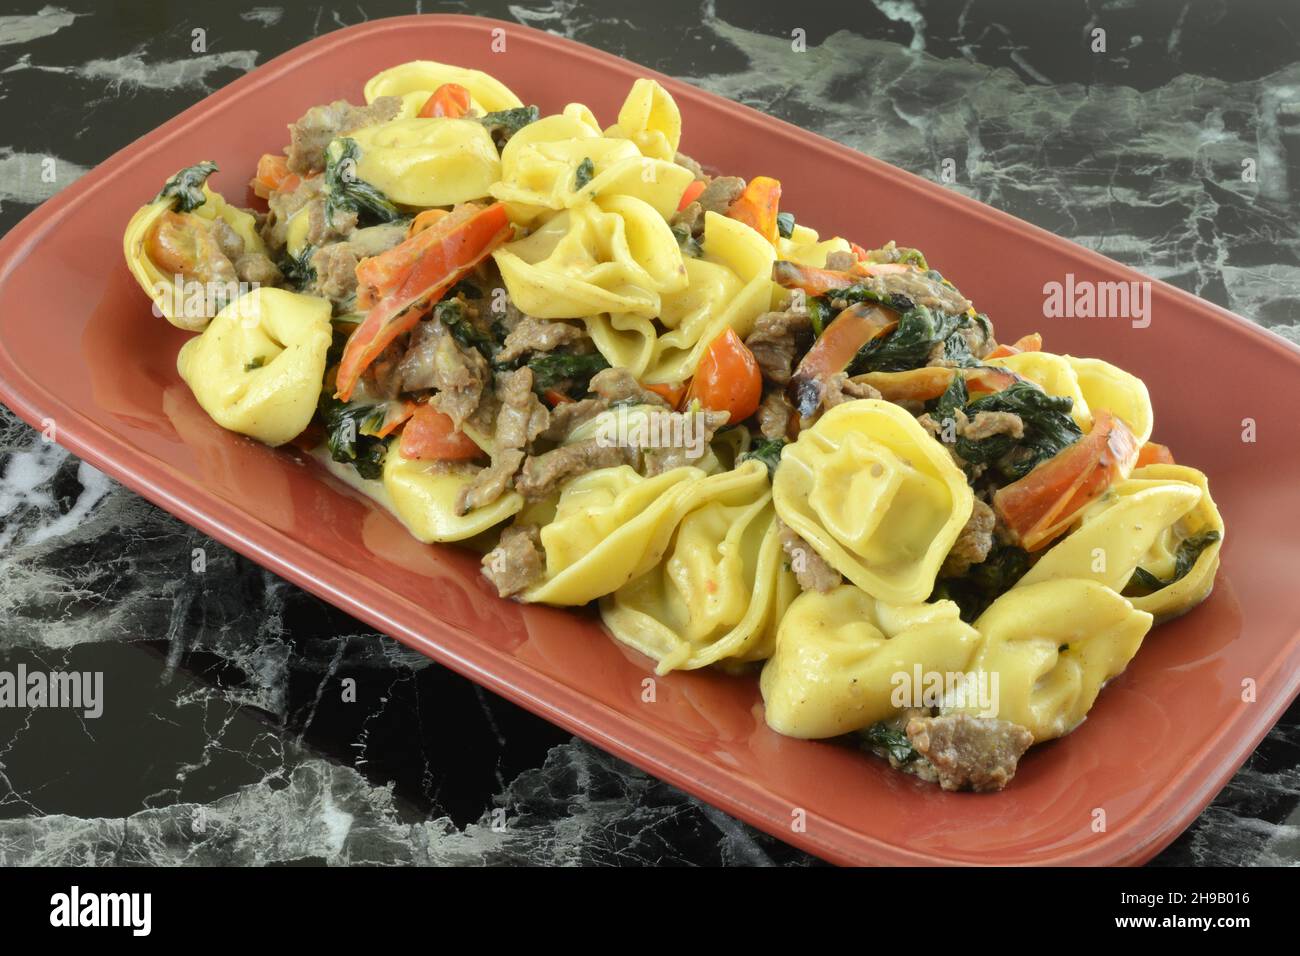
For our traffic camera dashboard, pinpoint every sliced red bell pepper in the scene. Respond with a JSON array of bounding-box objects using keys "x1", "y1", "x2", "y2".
[
  {"x1": 852, "y1": 365, "x2": 1022, "y2": 403},
  {"x1": 993, "y1": 411, "x2": 1139, "y2": 551},
  {"x1": 336, "y1": 202, "x2": 511, "y2": 402},
  {"x1": 251, "y1": 153, "x2": 295, "y2": 200},
  {"x1": 677, "y1": 179, "x2": 706, "y2": 211},
  {"x1": 398, "y1": 403, "x2": 483, "y2": 461},
  {"x1": 1135, "y1": 441, "x2": 1175, "y2": 468},
  {"x1": 788, "y1": 303, "x2": 898, "y2": 416},
  {"x1": 985, "y1": 332, "x2": 1043, "y2": 359},
  {"x1": 418, "y1": 83, "x2": 472, "y2": 119},
  {"x1": 726, "y1": 176, "x2": 782, "y2": 244}
]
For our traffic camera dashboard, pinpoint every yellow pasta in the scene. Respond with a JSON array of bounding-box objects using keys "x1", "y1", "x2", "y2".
[
  {"x1": 383, "y1": 445, "x2": 524, "y2": 542},
  {"x1": 760, "y1": 585, "x2": 981, "y2": 738},
  {"x1": 176, "y1": 288, "x2": 332, "y2": 446},
  {"x1": 600, "y1": 460, "x2": 797, "y2": 673},
  {"x1": 363, "y1": 59, "x2": 524, "y2": 118},
  {"x1": 342, "y1": 117, "x2": 501, "y2": 208},
  {"x1": 956, "y1": 579, "x2": 1153, "y2": 741},
  {"x1": 773, "y1": 399, "x2": 974, "y2": 604}
]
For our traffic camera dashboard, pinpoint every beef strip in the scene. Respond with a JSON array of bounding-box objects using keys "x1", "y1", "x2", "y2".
[
  {"x1": 513, "y1": 439, "x2": 634, "y2": 500},
  {"x1": 962, "y1": 410, "x2": 1024, "y2": 442},
  {"x1": 494, "y1": 316, "x2": 586, "y2": 364},
  {"x1": 674, "y1": 151, "x2": 707, "y2": 179},
  {"x1": 757, "y1": 390, "x2": 794, "y2": 441},
  {"x1": 824, "y1": 250, "x2": 857, "y2": 272},
  {"x1": 285, "y1": 96, "x2": 402, "y2": 175},
  {"x1": 744, "y1": 309, "x2": 812, "y2": 386},
  {"x1": 641, "y1": 409, "x2": 730, "y2": 476},
  {"x1": 588, "y1": 367, "x2": 668, "y2": 407},
  {"x1": 696, "y1": 175, "x2": 746, "y2": 215},
  {"x1": 481, "y1": 523, "x2": 546, "y2": 598},
  {"x1": 206, "y1": 218, "x2": 283, "y2": 288},
  {"x1": 669, "y1": 200, "x2": 702, "y2": 238},
  {"x1": 537, "y1": 397, "x2": 608, "y2": 442},
  {"x1": 822, "y1": 372, "x2": 882, "y2": 408},
  {"x1": 456, "y1": 368, "x2": 549, "y2": 515},
  {"x1": 777, "y1": 518, "x2": 842, "y2": 592},
  {"x1": 904, "y1": 714, "x2": 1034, "y2": 793},
  {"x1": 852, "y1": 269, "x2": 971, "y2": 316},
  {"x1": 234, "y1": 253, "x2": 283, "y2": 287},
  {"x1": 261, "y1": 176, "x2": 323, "y2": 253},
  {"x1": 308, "y1": 223, "x2": 407, "y2": 307},
  {"x1": 396, "y1": 320, "x2": 492, "y2": 428},
  {"x1": 941, "y1": 498, "x2": 996, "y2": 576}
]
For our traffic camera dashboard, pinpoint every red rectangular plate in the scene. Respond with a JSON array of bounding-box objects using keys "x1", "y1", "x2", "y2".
[{"x1": 0, "y1": 14, "x2": 1297, "y2": 866}]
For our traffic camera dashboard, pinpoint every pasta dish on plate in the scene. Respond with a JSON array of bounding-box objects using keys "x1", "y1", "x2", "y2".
[{"x1": 122, "y1": 59, "x2": 1225, "y2": 792}]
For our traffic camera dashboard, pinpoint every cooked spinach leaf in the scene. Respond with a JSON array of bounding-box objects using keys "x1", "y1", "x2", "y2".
[
  {"x1": 1124, "y1": 530, "x2": 1221, "y2": 597},
  {"x1": 527, "y1": 351, "x2": 610, "y2": 395},
  {"x1": 740, "y1": 437, "x2": 786, "y2": 478},
  {"x1": 436, "y1": 298, "x2": 497, "y2": 360},
  {"x1": 932, "y1": 543, "x2": 1031, "y2": 622},
  {"x1": 849, "y1": 304, "x2": 980, "y2": 373},
  {"x1": 806, "y1": 295, "x2": 830, "y2": 337},
  {"x1": 279, "y1": 244, "x2": 317, "y2": 289},
  {"x1": 318, "y1": 392, "x2": 387, "y2": 480},
  {"x1": 573, "y1": 157, "x2": 595, "y2": 191},
  {"x1": 862, "y1": 722, "x2": 918, "y2": 764},
  {"x1": 671, "y1": 222, "x2": 702, "y2": 257},
  {"x1": 776, "y1": 211, "x2": 796, "y2": 239},
  {"x1": 479, "y1": 106, "x2": 540, "y2": 147},
  {"x1": 958, "y1": 382, "x2": 1083, "y2": 481},
  {"x1": 324, "y1": 137, "x2": 401, "y2": 229},
  {"x1": 155, "y1": 161, "x2": 219, "y2": 212}
]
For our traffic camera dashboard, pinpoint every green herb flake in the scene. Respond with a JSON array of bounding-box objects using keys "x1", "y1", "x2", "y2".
[
  {"x1": 573, "y1": 157, "x2": 595, "y2": 191},
  {"x1": 776, "y1": 211, "x2": 796, "y2": 239},
  {"x1": 155, "y1": 161, "x2": 219, "y2": 212}
]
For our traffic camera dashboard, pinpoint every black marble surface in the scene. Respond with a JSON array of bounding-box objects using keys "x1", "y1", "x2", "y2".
[{"x1": 0, "y1": 0, "x2": 1297, "y2": 866}]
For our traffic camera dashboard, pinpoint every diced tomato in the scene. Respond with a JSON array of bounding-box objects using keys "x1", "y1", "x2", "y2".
[
  {"x1": 849, "y1": 242, "x2": 870, "y2": 261},
  {"x1": 336, "y1": 202, "x2": 512, "y2": 402},
  {"x1": 726, "y1": 176, "x2": 782, "y2": 244},
  {"x1": 147, "y1": 210, "x2": 229, "y2": 283},
  {"x1": 251, "y1": 153, "x2": 295, "y2": 199},
  {"x1": 398, "y1": 404, "x2": 483, "y2": 461},
  {"x1": 1136, "y1": 441, "x2": 1175, "y2": 468},
  {"x1": 418, "y1": 83, "x2": 472, "y2": 119},
  {"x1": 788, "y1": 303, "x2": 899, "y2": 416},
  {"x1": 677, "y1": 179, "x2": 706, "y2": 212},
  {"x1": 685, "y1": 328, "x2": 762, "y2": 424},
  {"x1": 645, "y1": 381, "x2": 687, "y2": 408},
  {"x1": 994, "y1": 411, "x2": 1140, "y2": 551},
  {"x1": 543, "y1": 389, "x2": 575, "y2": 406}
]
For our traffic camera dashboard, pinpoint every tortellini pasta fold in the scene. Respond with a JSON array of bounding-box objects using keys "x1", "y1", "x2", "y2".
[
  {"x1": 363, "y1": 60, "x2": 524, "y2": 118},
  {"x1": 343, "y1": 117, "x2": 502, "y2": 207},
  {"x1": 954, "y1": 579, "x2": 1152, "y2": 741},
  {"x1": 383, "y1": 445, "x2": 524, "y2": 542},
  {"x1": 759, "y1": 585, "x2": 981, "y2": 739},
  {"x1": 773, "y1": 399, "x2": 974, "y2": 604},
  {"x1": 599, "y1": 460, "x2": 797, "y2": 673},
  {"x1": 176, "y1": 288, "x2": 332, "y2": 446}
]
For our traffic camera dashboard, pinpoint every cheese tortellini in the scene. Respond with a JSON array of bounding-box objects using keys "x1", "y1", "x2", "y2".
[
  {"x1": 383, "y1": 444, "x2": 524, "y2": 542},
  {"x1": 954, "y1": 579, "x2": 1153, "y2": 742},
  {"x1": 493, "y1": 195, "x2": 687, "y2": 319},
  {"x1": 363, "y1": 60, "x2": 524, "y2": 117},
  {"x1": 602, "y1": 77, "x2": 682, "y2": 161},
  {"x1": 176, "y1": 288, "x2": 332, "y2": 446},
  {"x1": 760, "y1": 586, "x2": 981, "y2": 739},
  {"x1": 522, "y1": 464, "x2": 706, "y2": 606},
  {"x1": 124, "y1": 175, "x2": 269, "y2": 332},
  {"x1": 342, "y1": 117, "x2": 502, "y2": 208},
  {"x1": 600, "y1": 460, "x2": 798, "y2": 673},
  {"x1": 773, "y1": 399, "x2": 974, "y2": 604}
]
